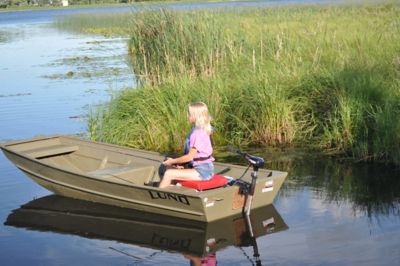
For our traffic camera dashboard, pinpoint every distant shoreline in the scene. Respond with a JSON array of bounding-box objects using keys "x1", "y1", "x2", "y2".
[{"x1": 0, "y1": 0, "x2": 227, "y2": 13}]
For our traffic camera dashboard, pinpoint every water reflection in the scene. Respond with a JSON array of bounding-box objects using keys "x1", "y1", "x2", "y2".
[
  {"x1": 283, "y1": 158, "x2": 400, "y2": 219},
  {"x1": 217, "y1": 147, "x2": 400, "y2": 222},
  {"x1": 5, "y1": 195, "x2": 287, "y2": 264}
]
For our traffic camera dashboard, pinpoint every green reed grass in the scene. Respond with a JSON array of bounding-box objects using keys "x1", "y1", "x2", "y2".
[
  {"x1": 127, "y1": 9, "x2": 229, "y2": 85},
  {"x1": 76, "y1": 3, "x2": 400, "y2": 164}
]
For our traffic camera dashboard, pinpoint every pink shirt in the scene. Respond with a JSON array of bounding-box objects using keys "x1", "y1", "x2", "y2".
[{"x1": 189, "y1": 128, "x2": 214, "y2": 166}]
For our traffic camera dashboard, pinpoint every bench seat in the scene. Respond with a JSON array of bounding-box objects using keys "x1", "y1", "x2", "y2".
[{"x1": 25, "y1": 145, "x2": 79, "y2": 159}]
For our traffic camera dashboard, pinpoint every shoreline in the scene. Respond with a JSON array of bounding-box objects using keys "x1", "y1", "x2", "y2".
[
  {"x1": 0, "y1": 0, "x2": 239, "y2": 13},
  {"x1": 1, "y1": 0, "x2": 383, "y2": 13}
]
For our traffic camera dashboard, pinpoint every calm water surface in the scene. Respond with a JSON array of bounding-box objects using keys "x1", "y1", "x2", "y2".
[{"x1": 0, "y1": 2, "x2": 399, "y2": 265}]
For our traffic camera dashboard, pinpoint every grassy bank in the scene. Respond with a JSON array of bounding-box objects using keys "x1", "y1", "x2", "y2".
[{"x1": 60, "y1": 3, "x2": 400, "y2": 165}]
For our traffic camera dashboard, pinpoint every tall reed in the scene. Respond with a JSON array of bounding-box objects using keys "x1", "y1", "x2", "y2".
[
  {"x1": 82, "y1": 3, "x2": 400, "y2": 164},
  {"x1": 127, "y1": 9, "x2": 229, "y2": 85}
]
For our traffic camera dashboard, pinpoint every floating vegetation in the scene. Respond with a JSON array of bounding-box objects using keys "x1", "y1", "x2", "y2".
[
  {"x1": 66, "y1": 71, "x2": 75, "y2": 78},
  {"x1": 40, "y1": 38, "x2": 131, "y2": 82},
  {"x1": 0, "y1": 29, "x2": 21, "y2": 44},
  {"x1": 0, "y1": 93, "x2": 32, "y2": 98},
  {"x1": 42, "y1": 66, "x2": 129, "y2": 80}
]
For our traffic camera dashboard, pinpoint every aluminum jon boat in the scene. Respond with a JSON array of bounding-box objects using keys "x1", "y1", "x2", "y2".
[{"x1": 1, "y1": 135, "x2": 287, "y2": 222}]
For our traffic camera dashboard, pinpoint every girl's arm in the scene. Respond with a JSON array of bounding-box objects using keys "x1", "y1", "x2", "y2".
[{"x1": 163, "y1": 148, "x2": 197, "y2": 166}]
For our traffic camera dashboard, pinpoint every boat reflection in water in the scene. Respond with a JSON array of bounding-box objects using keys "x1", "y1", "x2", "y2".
[{"x1": 5, "y1": 195, "x2": 288, "y2": 264}]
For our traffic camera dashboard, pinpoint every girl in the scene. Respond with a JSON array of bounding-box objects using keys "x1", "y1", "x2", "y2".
[{"x1": 159, "y1": 102, "x2": 214, "y2": 188}]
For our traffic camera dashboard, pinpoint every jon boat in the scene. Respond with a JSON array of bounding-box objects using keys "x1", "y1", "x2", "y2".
[
  {"x1": 5, "y1": 195, "x2": 288, "y2": 258},
  {"x1": 0, "y1": 135, "x2": 287, "y2": 222}
]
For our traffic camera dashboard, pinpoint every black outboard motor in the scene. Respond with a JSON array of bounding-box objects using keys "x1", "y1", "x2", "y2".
[
  {"x1": 243, "y1": 153, "x2": 265, "y2": 171},
  {"x1": 227, "y1": 146, "x2": 265, "y2": 216}
]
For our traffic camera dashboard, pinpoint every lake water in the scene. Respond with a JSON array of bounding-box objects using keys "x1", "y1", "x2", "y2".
[{"x1": 0, "y1": 2, "x2": 399, "y2": 265}]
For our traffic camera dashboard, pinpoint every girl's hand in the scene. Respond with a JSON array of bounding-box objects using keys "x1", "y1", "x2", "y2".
[{"x1": 163, "y1": 157, "x2": 175, "y2": 166}]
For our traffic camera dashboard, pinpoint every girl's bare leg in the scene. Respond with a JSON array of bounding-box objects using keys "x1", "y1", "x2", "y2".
[{"x1": 159, "y1": 168, "x2": 202, "y2": 188}]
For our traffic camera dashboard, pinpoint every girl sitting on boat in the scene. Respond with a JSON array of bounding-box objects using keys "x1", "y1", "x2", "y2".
[{"x1": 159, "y1": 102, "x2": 214, "y2": 188}]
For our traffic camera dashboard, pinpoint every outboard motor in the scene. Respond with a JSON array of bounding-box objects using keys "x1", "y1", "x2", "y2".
[{"x1": 227, "y1": 146, "x2": 266, "y2": 216}]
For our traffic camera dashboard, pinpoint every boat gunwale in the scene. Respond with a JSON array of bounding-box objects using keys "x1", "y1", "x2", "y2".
[
  {"x1": 60, "y1": 135, "x2": 286, "y2": 176},
  {"x1": 1, "y1": 134, "x2": 285, "y2": 178},
  {"x1": 1, "y1": 144, "x2": 208, "y2": 197}
]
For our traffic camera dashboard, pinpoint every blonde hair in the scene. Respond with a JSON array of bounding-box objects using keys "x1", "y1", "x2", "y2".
[{"x1": 188, "y1": 102, "x2": 212, "y2": 134}]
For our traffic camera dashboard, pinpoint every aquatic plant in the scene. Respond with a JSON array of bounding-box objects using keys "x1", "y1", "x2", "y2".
[{"x1": 82, "y1": 3, "x2": 400, "y2": 164}]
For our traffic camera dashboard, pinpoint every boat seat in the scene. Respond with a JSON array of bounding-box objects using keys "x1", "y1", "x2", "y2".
[
  {"x1": 88, "y1": 165, "x2": 155, "y2": 185},
  {"x1": 25, "y1": 145, "x2": 79, "y2": 159},
  {"x1": 176, "y1": 175, "x2": 228, "y2": 191}
]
